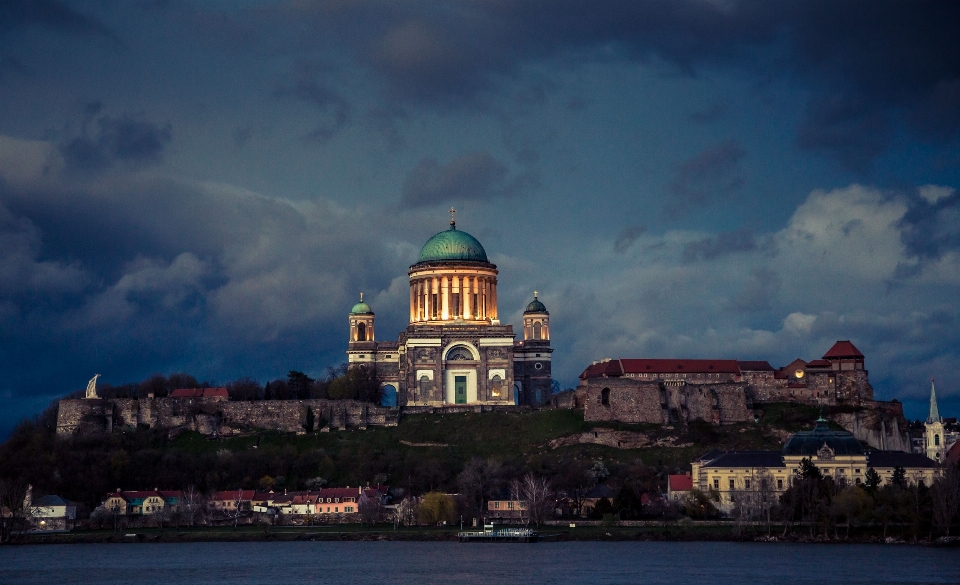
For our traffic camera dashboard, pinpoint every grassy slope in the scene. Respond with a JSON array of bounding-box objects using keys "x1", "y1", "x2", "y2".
[{"x1": 0, "y1": 403, "x2": 831, "y2": 506}]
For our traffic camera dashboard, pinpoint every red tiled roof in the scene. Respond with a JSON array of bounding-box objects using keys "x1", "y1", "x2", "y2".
[
  {"x1": 211, "y1": 490, "x2": 255, "y2": 501},
  {"x1": 668, "y1": 474, "x2": 693, "y2": 492},
  {"x1": 170, "y1": 387, "x2": 228, "y2": 398},
  {"x1": 738, "y1": 361, "x2": 774, "y2": 372},
  {"x1": 822, "y1": 340, "x2": 864, "y2": 359},
  {"x1": 805, "y1": 359, "x2": 831, "y2": 368},
  {"x1": 317, "y1": 487, "x2": 361, "y2": 499},
  {"x1": 619, "y1": 359, "x2": 741, "y2": 375},
  {"x1": 945, "y1": 442, "x2": 960, "y2": 467}
]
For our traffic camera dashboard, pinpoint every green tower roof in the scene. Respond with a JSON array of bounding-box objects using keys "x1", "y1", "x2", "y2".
[
  {"x1": 524, "y1": 292, "x2": 548, "y2": 314},
  {"x1": 416, "y1": 226, "x2": 488, "y2": 263},
  {"x1": 350, "y1": 292, "x2": 372, "y2": 314}
]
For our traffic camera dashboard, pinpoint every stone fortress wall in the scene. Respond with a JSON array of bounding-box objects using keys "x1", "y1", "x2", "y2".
[{"x1": 57, "y1": 396, "x2": 400, "y2": 437}]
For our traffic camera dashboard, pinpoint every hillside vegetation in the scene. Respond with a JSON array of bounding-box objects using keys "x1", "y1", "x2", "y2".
[{"x1": 1, "y1": 402, "x2": 824, "y2": 508}]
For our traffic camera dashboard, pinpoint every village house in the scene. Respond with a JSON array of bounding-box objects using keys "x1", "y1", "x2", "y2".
[
  {"x1": 102, "y1": 490, "x2": 181, "y2": 516},
  {"x1": 28, "y1": 495, "x2": 77, "y2": 531}
]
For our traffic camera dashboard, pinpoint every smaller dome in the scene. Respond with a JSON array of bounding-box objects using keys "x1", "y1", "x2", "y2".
[
  {"x1": 782, "y1": 418, "x2": 864, "y2": 456},
  {"x1": 350, "y1": 292, "x2": 373, "y2": 315},
  {"x1": 524, "y1": 292, "x2": 548, "y2": 314}
]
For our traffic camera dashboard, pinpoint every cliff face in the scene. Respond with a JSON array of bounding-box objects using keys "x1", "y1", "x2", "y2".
[
  {"x1": 56, "y1": 397, "x2": 399, "y2": 437},
  {"x1": 831, "y1": 400, "x2": 911, "y2": 451}
]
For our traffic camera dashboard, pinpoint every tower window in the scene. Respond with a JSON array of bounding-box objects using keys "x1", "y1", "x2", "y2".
[
  {"x1": 935, "y1": 434, "x2": 940, "y2": 446},
  {"x1": 533, "y1": 322, "x2": 542, "y2": 340},
  {"x1": 601, "y1": 387, "x2": 610, "y2": 406},
  {"x1": 357, "y1": 322, "x2": 366, "y2": 341}
]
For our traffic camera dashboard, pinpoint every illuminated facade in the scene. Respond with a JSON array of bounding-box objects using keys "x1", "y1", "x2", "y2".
[{"x1": 347, "y1": 212, "x2": 553, "y2": 406}]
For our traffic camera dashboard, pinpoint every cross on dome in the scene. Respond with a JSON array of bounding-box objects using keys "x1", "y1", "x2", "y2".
[{"x1": 449, "y1": 207, "x2": 456, "y2": 228}]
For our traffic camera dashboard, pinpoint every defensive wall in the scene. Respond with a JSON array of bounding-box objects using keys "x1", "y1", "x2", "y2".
[{"x1": 56, "y1": 397, "x2": 401, "y2": 437}]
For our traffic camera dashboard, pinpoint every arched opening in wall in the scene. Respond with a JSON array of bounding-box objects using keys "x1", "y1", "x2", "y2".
[
  {"x1": 601, "y1": 387, "x2": 610, "y2": 406},
  {"x1": 935, "y1": 434, "x2": 940, "y2": 446},
  {"x1": 380, "y1": 384, "x2": 397, "y2": 407},
  {"x1": 533, "y1": 322, "x2": 542, "y2": 340},
  {"x1": 357, "y1": 322, "x2": 366, "y2": 342},
  {"x1": 445, "y1": 346, "x2": 474, "y2": 361},
  {"x1": 491, "y1": 375, "x2": 502, "y2": 398},
  {"x1": 513, "y1": 383, "x2": 521, "y2": 405}
]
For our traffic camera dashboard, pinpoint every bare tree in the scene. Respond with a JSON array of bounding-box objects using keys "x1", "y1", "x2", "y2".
[
  {"x1": 181, "y1": 485, "x2": 205, "y2": 527},
  {"x1": 512, "y1": 473, "x2": 554, "y2": 527},
  {"x1": 360, "y1": 494, "x2": 383, "y2": 526},
  {"x1": 393, "y1": 497, "x2": 418, "y2": 527},
  {"x1": 931, "y1": 464, "x2": 960, "y2": 537},
  {"x1": 457, "y1": 457, "x2": 502, "y2": 524},
  {"x1": 0, "y1": 479, "x2": 29, "y2": 543}
]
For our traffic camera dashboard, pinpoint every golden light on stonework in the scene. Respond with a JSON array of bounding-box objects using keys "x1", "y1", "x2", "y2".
[{"x1": 795, "y1": 370, "x2": 805, "y2": 379}]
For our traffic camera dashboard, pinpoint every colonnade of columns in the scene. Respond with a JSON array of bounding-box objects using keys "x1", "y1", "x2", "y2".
[{"x1": 409, "y1": 274, "x2": 498, "y2": 323}]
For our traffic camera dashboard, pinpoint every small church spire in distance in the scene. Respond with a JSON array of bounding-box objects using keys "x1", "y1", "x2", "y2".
[
  {"x1": 927, "y1": 377, "x2": 942, "y2": 424},
  {"x1": 449, "y1": 207, "x2": 456, "y2": 229}
]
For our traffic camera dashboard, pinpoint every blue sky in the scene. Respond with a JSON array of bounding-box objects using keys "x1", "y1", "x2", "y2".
[{"x1": 1, "y1": 0, "x2": 959, "y2": 436}]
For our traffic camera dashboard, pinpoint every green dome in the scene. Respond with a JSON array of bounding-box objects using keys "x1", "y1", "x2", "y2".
[
  {"x1": 417, "y1": 227, "x2": 489, "y2": 263},
  {"x1": 782, "y1": 419, "x2": 864, "y2": 456},
  {"x1": 524, "y1": 295, "x2": 548, "y2": 314},
  {"x1": 350, "y1": 293, "x2": 373, "y2": 314}
]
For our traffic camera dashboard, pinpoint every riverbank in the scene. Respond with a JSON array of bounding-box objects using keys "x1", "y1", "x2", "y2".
[{"x1": 8, "y1": 524, "x2": 960, "y2": 546}]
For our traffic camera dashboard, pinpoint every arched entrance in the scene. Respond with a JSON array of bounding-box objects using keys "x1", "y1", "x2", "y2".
[{"x1": 381, "y1": 384, "x2": 397, "y2": 407}]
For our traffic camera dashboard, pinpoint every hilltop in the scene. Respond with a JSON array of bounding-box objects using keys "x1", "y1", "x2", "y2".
[{"x1": 0, "y1": 402, "x2": 826, "y2": 508}]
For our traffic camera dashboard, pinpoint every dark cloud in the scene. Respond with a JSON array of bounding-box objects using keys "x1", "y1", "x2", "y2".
[
  {"x1": 225, "y1": 1, "x2": 960, "y2": 167},
  {"x1": 666, "y1": 140, "x2": 746, "y2": 217},
  {"x1": 400, "y1": 151, "x2": 535, "y2": 207},
  {"x1": 897, "y1": 186, "x2": 960, "y2": 265},
  {"x1": 59, "y1": 104, "x2": 172, "y2": 171},
  {"x1": 0, "y1": 0, "x2": 112, "y2": 36},
  {"x1": 276, "y1": 71, "x2": 353, "y2": 143},
  {"x1": 682, "y1": 228, "x2": 760, "y2": 263},
  {"x1": 688, "y1": 103, "x2": 727, "y2": 125},
  {"x1": 614, "y1": 224, "x2": 646, "y2": 253},
  {"x1": 796, "y1": 94, "x2": 891, "y2": 172},
  {"x1": 730, "y1": 267, "x2": 781, "y2": 312}
]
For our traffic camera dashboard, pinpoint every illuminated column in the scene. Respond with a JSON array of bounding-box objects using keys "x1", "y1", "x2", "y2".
[
  {"x1": 409, "y1": 281, "x2": 416, "y2": 322},
  {"x1": 464, "y1": 276, "x2": 473, "y2": 320},
  {"x1": 491, "y1": 278, "x2": 498, "y2": 320},
  {"x1": 441, "y1": 276, "x2": 449, "y2": 320}
]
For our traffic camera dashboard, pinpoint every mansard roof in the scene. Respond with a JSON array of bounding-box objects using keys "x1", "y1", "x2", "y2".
[
  {"x1": 702, "y1": 451, "x2": 786, "y2": 468},
  {"x1": 782, "y1": 420, "x2": 865, "y2": 456},
  {"x1": 822, "y1": 340, "x2": 864, "y2": 359},
  {"x1": 867, "y1": 451, "x2": 939, "y2": 469}
]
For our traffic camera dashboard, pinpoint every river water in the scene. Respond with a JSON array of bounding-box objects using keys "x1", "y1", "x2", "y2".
[{"x1": 0, "y1": 541, "x2": 954, "y2": 584}]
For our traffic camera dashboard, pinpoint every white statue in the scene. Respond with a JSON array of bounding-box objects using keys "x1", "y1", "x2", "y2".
[{"x1": 85, "y1": 374, "x2": 101, "y2": 399}]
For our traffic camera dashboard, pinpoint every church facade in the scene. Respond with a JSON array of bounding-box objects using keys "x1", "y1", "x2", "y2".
[{"x1": 346, "y1": 214, "x2": 553, "y2": 407}]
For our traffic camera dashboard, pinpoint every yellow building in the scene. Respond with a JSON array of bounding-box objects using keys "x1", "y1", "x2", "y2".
[{"x1": 691, "y1": 417, "x2": 940, "y2": 512}]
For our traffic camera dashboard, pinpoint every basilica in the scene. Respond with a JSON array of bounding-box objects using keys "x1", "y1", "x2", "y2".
[{"x1": 346, "y1": 213, "x2": 552, "y2": 407}]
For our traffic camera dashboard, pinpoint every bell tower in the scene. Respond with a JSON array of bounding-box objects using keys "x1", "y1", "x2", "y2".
[
  {"x1": 514, "y1": 292, "x2": 553, "y2": 406},
  {"x1": 523, "y1": 291, "x2": 550, "y2": 341},
  {"x1": 348, "y1": 292, "x2": 375, "y2": 344},
  {"x1": 925, "y1": 378, "x2": 945, "y2": 462}
]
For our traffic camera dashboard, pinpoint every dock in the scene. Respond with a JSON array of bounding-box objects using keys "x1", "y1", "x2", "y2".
[{"x1": 458, "y1": 525, "x2": 539, "y2": 543}]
